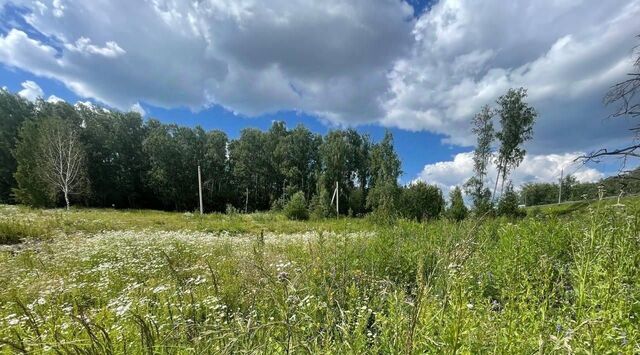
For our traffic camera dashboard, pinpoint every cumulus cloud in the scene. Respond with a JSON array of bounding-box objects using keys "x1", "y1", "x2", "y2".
[
  {"x1": 0, "y1": 0, "x2": 638, "y2": 158},
  {"x1": 17, "y1": 80, "x2": 43, "y2": 101},
  {"x1": 46, "y1": 94, "x2": 64, "y2": 103},
  {"x1": 383, "y1": 0, "x2": 640, "y2": 154},
  {"x1": 64, "y1": 37, "x2": 125, "y2": 58},
  {"x1": 0, "y1": 0, "x2": 414, "y2": 122},
  {"x1": 130, "y1": 102, "x2": 146, "y2": 116},
  {"x1": 416, "y1": 151, "x2": 604, "y2": 196}
]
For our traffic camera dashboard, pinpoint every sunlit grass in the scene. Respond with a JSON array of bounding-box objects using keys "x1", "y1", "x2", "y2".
[{"x1": 0, "y1": 201, "x2": 638, "y2": 353}]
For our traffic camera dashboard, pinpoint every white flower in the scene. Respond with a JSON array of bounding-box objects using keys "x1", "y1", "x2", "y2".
[
  {"x1": 115, "y1": 302, "x2": 131, "y2": 316},
  {"x1": 152, "y1": 285, "x2": 169, "y2": 294}
]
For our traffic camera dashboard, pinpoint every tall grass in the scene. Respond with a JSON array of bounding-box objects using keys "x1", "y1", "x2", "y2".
[{"x1": 0, "y1": 203, "x2": 638, "y2": 352}]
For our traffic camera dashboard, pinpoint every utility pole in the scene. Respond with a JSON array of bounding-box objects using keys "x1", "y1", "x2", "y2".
[
  {"x1": 198, "y1": 165, "x2": 203, "y2": 215},
  {"x1": 245, "y1": 187, "x2": 249, "y2": 213},
  {"x1": 558, "y1": 168, "x2": 563, "y2": 204},
  {"x1": 336, "y1": 181, "x2": 339, "y2": 219},
  {"x1": 330, "y1": 181, "x2": 339, "y2": 219}
]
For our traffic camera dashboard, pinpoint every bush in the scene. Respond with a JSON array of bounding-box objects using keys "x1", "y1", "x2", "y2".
[
  {"x1": 400, "y1": 182, "x2": 445, "y2": 221},
  {"x1": 284, "y1": 191, "x2": 309, "y2": 220},
  {"x1": 366, "y1": 180, "x2": 401, "y2": 223},
  {"x1": 225, "y1": 204, "x2": 239, "y2": 215},
  {"x1": 309, "y1": 189, "x2": 331, "y2": 219},
  {"x1": 447, "y1": 186, "x2": 468, "y2": 221},
  {"x1": 497, "y1": 184, "x2": 525, "y2": 218},
  {"x1": 270, "y1": 195, "x2": 287, "y2": 212}
]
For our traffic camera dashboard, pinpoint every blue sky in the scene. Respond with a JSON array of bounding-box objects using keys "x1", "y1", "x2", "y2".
[{"x1": 1, "y1": 0, "x2": 638, "y2": 190}]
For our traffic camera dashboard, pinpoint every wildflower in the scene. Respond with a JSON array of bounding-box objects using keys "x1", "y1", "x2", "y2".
[
  {"x1": 466, "y1": 303, "x2": 474, "y2": 310},
  {"x1": 152, "y1": 285, "x2": 169, "y2": 294},
  {"x1": 115, "y1": 302, "x2": 131, "y2": 316},
  {"x1": 277, "y1": 271, "x2": 289, "y2": 282}
]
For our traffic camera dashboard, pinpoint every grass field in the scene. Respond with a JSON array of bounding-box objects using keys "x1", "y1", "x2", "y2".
[{"x1": 0, "y1": 200, "x2": 639, "y2": 353}]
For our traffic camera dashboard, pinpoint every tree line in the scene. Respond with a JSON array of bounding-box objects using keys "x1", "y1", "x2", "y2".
[
  {"x1": 521, "y1": 168, "x2": 640, "y2": 206},
  {"x1": 0, "y1": 89, "x2": 463, "y2": 220},
  {"x1": 6, "y1": 83, "x2": 632, "y2": 218}
]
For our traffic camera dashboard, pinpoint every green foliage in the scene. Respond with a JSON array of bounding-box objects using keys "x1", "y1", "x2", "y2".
[
  {"x1": 466, "y1": 105, "x2": 495, "y2": 212},
  {"x1": 366, "y1": 180, "x2": 401, "y2": 223},
  {"x1": 0, "y1": 90, "x2": 33, "y2": 203},
  {"x1": 13, "y1": 117, "x2": 54, "y2": 207},
  {"x1": 447, "y1": 186, "x2": 468, "y2": 221},
  {"x1": 400, "y1": 181, "x2": 445, "y2": 221},
  {"x1": 494, "y1": 87, "x2": 537, "y2": 196},
  {"x1": 80, "y1": 108, "x2": 148, "y2": 208},
  {"x1": 1, "y1": 201, "x2": 639, "y2": 352},
  {"x1": 0, "y1": 219, "x2": 48, "y2": 244},
  {"x1": 283, "y1": 191, "x2": 309, "y2": 220},
  {"x1": 521, "y1": 181, "x2": 558, "y2": 206},
  {"x1": 496, "y1": 184, "x2": 525, "y2": 218},
  {"x1": 309, "y1": 188, "x2": 331, "y2": 219},
  {"x1": 14, "y1": 108, "x2": 88, "y2": 208},
  {"x1": 366, "y1": 130, "x2": 402, "y2": 222},
  {"x1": 1, "y1": 89, "x2": 407, "y2": 216}
]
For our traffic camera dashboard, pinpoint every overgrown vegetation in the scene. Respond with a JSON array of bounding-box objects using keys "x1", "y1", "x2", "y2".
[
  {"x1": 0, "y1": 198, "x2": 638, "y2": 352},
  {"x1": 283, "y1": 191, "x2": 309, "y2": 221}
]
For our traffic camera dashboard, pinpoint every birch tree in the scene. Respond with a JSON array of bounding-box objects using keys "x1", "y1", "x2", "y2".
[
  {"x1": 464, "y1": 105, "x2": 494, "y2": 213},
  {"x1": 37, "y1": 118, "x2": 88, "y2": 210},
  {"x1": 493, "y1": 88, "x2": 537, "y2": 200}
]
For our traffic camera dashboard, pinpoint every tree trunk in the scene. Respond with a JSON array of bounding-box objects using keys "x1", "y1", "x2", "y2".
[
  {"x1": 492, "y1": 163, "x2": 501, "y2": 203},
  {"x1": 64, "y1": 189, "x2": 70, "y2": 211}
]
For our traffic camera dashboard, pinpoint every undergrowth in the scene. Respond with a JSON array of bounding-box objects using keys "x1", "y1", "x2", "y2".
[{"x1": 0, "y1": 202, "x2": 638, "y2": 353}]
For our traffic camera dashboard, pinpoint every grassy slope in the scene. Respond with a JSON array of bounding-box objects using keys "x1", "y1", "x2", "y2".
[
  {"x1": 0, "y1": 203, "x2": 638, "y2": 353},
  {"x1": 527, "y1": 194, "x2": 640, "y2": 217}
]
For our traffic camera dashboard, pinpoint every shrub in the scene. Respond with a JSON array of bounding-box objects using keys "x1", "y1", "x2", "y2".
[
  {"x1": 447, "y1": 186, "x2": 468, "y2": 221},
  {"x1": 284, "y1": 191, "x2": 309, "y2": 220},
  {"x1": 400, "y1": 181, "x2": 445, "y2": 221},
  {"x1": 497, "y1": 184, "x2": 525, "y2": 218},
  {"x1": 366, "y1": 180, "x2": 401, "y2": 223},
  {"x1": 270, "y1": 195, "x2": 287, "y2": 212},
  {"x1": 225, "y1": 204, "x2": 239, "y2": 215},
  {"x1": 309, "y1": 189, "x2": 331, "y2": 219}
]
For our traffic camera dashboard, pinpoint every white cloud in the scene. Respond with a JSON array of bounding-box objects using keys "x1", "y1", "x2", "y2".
[
  {"x1": 52, "y1": 0, "x2": 64, "y2": 17},
  {"x1": 64, "y1": 37, "x2": 125, "y2": 58},
  {"x1": 46, "y1": 94, "x2": 64, "y2": 103},
  {"x1": 0, "y1": 0, "x2": 413, "y2": 122},
  {"x1": 0, "y1": 0, "x2": 638, "y2": 157},
  {"x1": 17, "y1": 80, "x2": 43, "y2": 101},
  {"x1": 416, "y1": 151, "x2": 604, "y2": 196},
  {"x1": 382, "y1": 0, "x2": 640, "y2": 153},
  {"x1": 130, "y1": 102, "x2": 146, "y2": 116}
]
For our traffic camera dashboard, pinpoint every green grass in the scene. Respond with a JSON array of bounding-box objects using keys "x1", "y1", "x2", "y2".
[{"x1": 0, "y1": 202, "x2": 638, "y2": 353}]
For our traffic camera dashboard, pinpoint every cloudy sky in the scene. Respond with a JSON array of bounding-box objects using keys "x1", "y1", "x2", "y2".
[{"x1": 1, "y1": 0, "x2": 638, "y2": 192}]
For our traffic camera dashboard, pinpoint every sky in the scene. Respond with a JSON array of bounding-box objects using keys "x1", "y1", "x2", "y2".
[{"x1": 0, "y1": 0, "x2": 638, "y2": 193}]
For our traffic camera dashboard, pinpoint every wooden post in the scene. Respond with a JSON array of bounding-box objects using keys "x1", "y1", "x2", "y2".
[
  {"x1": 245, "y1": 187, "x2": 249, "y2": 213},
  {"x1": 198, "y1": 165, "x2": 203, "y2": 215},
  {"x1": 336, "y1": 181, "x2": 339, "y2": 219}
]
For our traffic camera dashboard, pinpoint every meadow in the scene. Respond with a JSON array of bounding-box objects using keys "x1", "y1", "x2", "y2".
[{"x1": 0, "y1": 200, "x2": 638, "y2": 354}]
